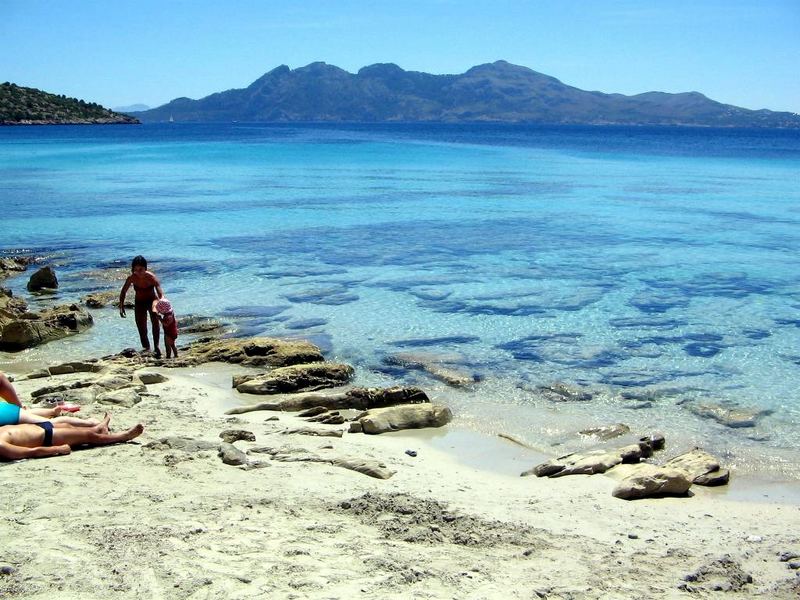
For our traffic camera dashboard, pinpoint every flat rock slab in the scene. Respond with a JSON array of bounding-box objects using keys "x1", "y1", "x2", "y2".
[
  {"x1": 235, "y1": 362, "x2": 354, "y2": 395},
  {"x1": 357, "y1": 404, "x2": 453, "y2": 434},
  {"x1": 384, "y1": 352, "x2": 477, "y2": 387},
  {"x1": 664, "y1": 448, "x2": 730, "y2": 486},
  {"x1": 224, "y1": 386, "x2": 430, "y2": 414},
  {"x1": 579, "y1": 423, "x2": 630, "y2": 440},
  {"x1": 283, "y1": 427, "x2": 344, "y2": 438},
  {"x1": 536, "y1": 382, "x2": 593, "y2": 402},
  {"x1": 145, "y1": 437, "x2": 218, "y2": 453},
  {"x1": 185, "y1": 337, "x2": 323, "y2": 368},
  {"x1": 525, "y1": 442, "x2": 650, "y2": 478},
  {"x1": 253, "y1": 445, "x2": 392, "y2": 479},
  {"x1": 612, "y1": 464, "x2": 692, "y2": 500}
]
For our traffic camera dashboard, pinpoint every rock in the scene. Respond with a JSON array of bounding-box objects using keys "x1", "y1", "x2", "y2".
[
  {"x1": 219, "y1": 429, "x2": 256, "y2": 443},
  {"x1": 0, "y1": 304, "x2": 93, "y2": 351},
  {"x1": 218, "y1": 442, "x2": 248, "y2": 466},
  {"x1": 779, "y1": 551, "x2": 800, "y2": 562},
  {"x1": 297, "y1": 406, "x2": 329, "y2": 417},
  {"x1": 405, "y1": 449, "x2": 418, "y2": 457},
  {"x1": 357, "y1": 404, "x2": 452, "y2": 434},
  {"x1": 305, "y1": 411, "x2": 345, "y2": 424},
  {"x1": 688, "y1": 402, "x2": 771, "y2": 428},
  {"x1": 679, "y1": 556, "x2": 753, "y2": 593},
  {"x1": 81, "y1": 290, "x2": 134, "y2": 309},
  {"x1": 235, "y1": 362, "x2": 354, "y2": 395},
  {"x1": 96, "y1": 388, "x2": 142, "y2": 408},
  {"x1": 31, "y1": 380, "x2": 94, "y2": 398},
  {"x1": 24, "y1": 368, "x2": 50, "y2": 380},
  {"x1": 384, "y1": 352, "x2": 478, "y2": 387},
  {"x1": 254, "y1": 445, "x2": 393, "y2": 479},
  {"x1": 525, "y1": 449, "x2": 624, "y2": 478},
  {"x1": 32, "y1": 387, "x2": 98, "y2": 406},
  {"x1": 611, "y1": 465, "x2": 692, "y2": 500},
  {"x1": 664, "y1": 448, "x2": 730, "y2": 486},
  {"x1": 349, "y1": 421, "x2": 363, "y2": 433},
  {"x1": 48, "y1": 361, "x2": 101, "y2": 375},
  {"x1": 136, "y1": 371, "x2": 169, "y2": 385},
  {"x1": 185, "y1": 337, "x2": 324, "y2": 368},
  {"x1": 0, "y1": 565, "x2": 16, "y2": 576},
  {"x1": 177, "y1": 315, "x2": 225, "y2": 334},
  {"x1": 27, "y1": 266, "x2": 58, "y2": 291},
  {"x1": 579, "y1": 423, "x2": 630, "y2": 440},
  {"x1": 144, "y1": 437, "x2": 217, "y2": 452},
  {"x1": 283, "y1": 427, "x2": 344, "y2": 438},
  {"x1": 639, "y1": 432, "x2": 665, "y2": 451},
  {"x1": 536, "y1": 382, "x2": 593, "y2": 402},
  {"x1": 225, "y1": 385, "x2": 429, "y2": 414}
]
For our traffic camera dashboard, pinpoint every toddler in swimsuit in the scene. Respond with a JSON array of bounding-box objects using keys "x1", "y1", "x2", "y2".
[{"x1": 153, "y1": 298, "x2": 179, "y2": 358}]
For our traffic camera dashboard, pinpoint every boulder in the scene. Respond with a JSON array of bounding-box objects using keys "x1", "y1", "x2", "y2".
[
  {"x1": 136, "y1": 371, "x2": 169, "y2": 385},
  {"x1": 96, "y1": 388, "x2": 142, "y2": 408},
  {"x1": 218, "y1": 442, "x2": 248, "y2": 466},
  {"x1": 0, "y1": 256, "x2": 31, "y2": 280},
  {"x1": 219, "y1": 429, "x2": 256, "y2": 443},
  {"x1": 356, "y1": 403, "x2": 452, "y2": 434},
  {"x1": 235, "y1": 362, "x2": 354, "y2": 395},
  {"x1": 611, "y1": 465, "x2": 692, "y2": 500},
  {"x1": 26, "y1": 266, "x2": 58, "y2": 291},
  {"x1": 185, "y1": 337, "x2": 324, "y2": 368},
  {"x1": 0, "y1": 304, "x2": 93, "y2": 351},
  {"x1": 664, "y1": 448, "x2": 730, "y2": 486}
]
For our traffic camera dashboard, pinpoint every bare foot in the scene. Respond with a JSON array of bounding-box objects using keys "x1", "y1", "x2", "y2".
[{"x1": 122, "y1": 424, "x2": 144, "y2": 442}]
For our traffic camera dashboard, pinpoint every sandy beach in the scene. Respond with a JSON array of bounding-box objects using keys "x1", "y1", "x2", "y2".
[{"x1": 1, "y1": 351, "x2": 799, "y2": 600}]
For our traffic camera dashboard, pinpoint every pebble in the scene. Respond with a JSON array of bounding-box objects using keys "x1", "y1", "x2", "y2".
[
  {"x1": 0, "y1": 565, "x2": 16, "y2": 576},
  {"x1": 779, "y1": 551, "x2": 799, "y2": 562},
  {"x1": 788, "y1": 562, "x2": 800, "y2": 570},
  {"x1": 746, "y1": 535, "x2": 763, "y2": 543},
  {"x1": 628, "y1": 533, "x2": 639, "y2": 539},
  {"x1": 340, "y1": 501, "x2": 351, "y2": 509},
  {"x1": 405, "y1": 449, "x2": 418, "y2": 457}
]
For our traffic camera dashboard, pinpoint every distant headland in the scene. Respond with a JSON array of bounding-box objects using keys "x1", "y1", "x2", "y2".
[
  {"x1": 0, "y1": 83, "x2": 139, "y2": 126},
  {"x1": 135, "y1": 60, "x2": 800, "y2": 128}
]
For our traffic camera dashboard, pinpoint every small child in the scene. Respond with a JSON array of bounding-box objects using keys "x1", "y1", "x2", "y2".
[{"x1": 152, "y1": 298, "x2": 179, "y2": 358}]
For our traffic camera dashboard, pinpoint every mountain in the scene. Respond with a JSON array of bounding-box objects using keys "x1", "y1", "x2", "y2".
[
  {"x1": 135, "y1": 61, "x2": 800, "y2": 128},
  {"x1": 113, "y1": 103, "x2": 150, "y2": 113},
  {"x1": 0, "y1": 83, "x2": 139, "y2": 125}
]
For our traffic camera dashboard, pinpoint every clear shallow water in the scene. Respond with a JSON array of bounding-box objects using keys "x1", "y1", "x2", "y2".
[{"x1": 2, "y1": 123, "x2": 800, "y2": 478}]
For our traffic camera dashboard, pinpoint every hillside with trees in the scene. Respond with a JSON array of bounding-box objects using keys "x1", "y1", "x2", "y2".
[{"x1": 0, "y1": 83, "x2": 139, "y2": 125}]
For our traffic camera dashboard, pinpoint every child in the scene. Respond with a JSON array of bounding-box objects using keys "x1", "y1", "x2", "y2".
[
  {"x1": 119, "y1": 255, "x2": 165, "y2": 357},
  {"x1": 152, "y1": 298, "x2": 179, "y2": 358}
]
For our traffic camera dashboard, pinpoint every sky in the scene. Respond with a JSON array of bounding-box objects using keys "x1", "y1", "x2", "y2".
[{"x1": 1, "y1": 0, "x2": 799, "y2": 113}]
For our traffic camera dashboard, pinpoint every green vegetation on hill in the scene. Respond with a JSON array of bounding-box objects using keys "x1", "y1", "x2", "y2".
[{"x1": 0, "y1": 83, "x2": 139, "y2": 125}]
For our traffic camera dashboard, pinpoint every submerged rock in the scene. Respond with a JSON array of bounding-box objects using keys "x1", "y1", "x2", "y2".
[
  {"x1": 579, "y1": 423, "x2": 630, "y2": 440},
  {"x1": 535, "y1": 382, "x2": 593, "y2": 402},
  {"x1": 384, "y1": 352, "x2": 478, "y2": 387},
  {"x1": 235, "y1": 362, "x2": 354, "y2": 395},
  {"x1": 687, "y1": 402, "x2": 770, "y2": 428}
]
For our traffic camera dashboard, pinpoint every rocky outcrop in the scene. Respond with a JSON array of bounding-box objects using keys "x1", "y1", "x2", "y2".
[
  {"x1": 226, "y1": 386, "x2": 429, "y2": 414},
  {"x1": 81, "y1": 290, "x2": 134, "y2": 309},
  {"x1": 0, "y1": 303, "x2": 93, "y2": 351},
  {"x1": 234, "y1": 362, "x2": 354, "y2": 395},
  {"x1": 27, "y1": 266, "x2": 58, "y2": 291},
  {"x1": 664, "y1": 448, "x2": 730, "y2": 486},
  {"x1": 0, "y1": 256, "x2": 33, "y2": 280},
  {"x1": 523, "y1": 436, "x2": 663, "y2": 478},
  {"x1": 612, "y1": 464, "x2": 693, "y2": 500},
  {"x1": 184, "y1": 337, "x2": 324, "y2": 368},
  {"x1": 353, "y1": 404, "x2": 453, "y2": 434}
]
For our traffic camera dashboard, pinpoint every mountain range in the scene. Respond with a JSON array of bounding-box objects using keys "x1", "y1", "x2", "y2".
[{"x1": 134, "y1": 61, "x2": 800, "y2": 128}]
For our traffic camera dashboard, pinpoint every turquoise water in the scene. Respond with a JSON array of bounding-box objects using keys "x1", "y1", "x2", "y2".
[{"x1": 2, "y1": 123, "x2": 800, "y2": 477}]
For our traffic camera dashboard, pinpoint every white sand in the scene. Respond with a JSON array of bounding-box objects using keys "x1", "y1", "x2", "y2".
[{"x1": 1, "y1": 364, "x2": 799, "y2": 599}]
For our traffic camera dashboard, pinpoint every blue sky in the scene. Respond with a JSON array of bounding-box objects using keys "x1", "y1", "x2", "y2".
[{"x1": 1, "y1": 0, "x2": 798, "y2": 112}]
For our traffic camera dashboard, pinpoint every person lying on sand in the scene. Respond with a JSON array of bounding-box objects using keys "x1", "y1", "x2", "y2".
[
  {"x1": 0, "y1": 372, "x2": 99, "y2": 428},
  {"x1": 0, "y1": 413, "x2": 144, "y2": 461}
]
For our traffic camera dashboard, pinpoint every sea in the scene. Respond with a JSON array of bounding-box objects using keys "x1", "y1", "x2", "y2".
[{"x1": 1, "y1": 123, "x2": 799, "y2": 480}]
